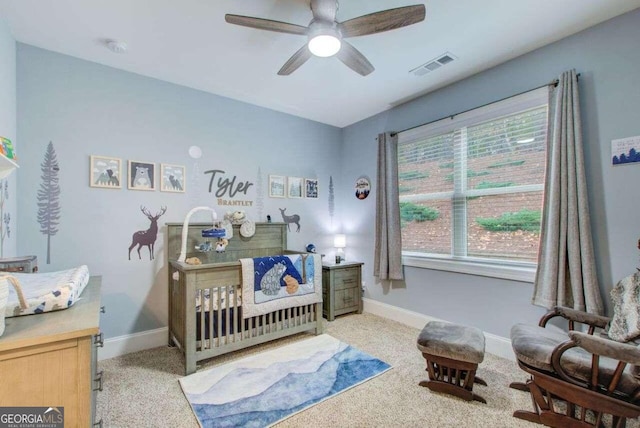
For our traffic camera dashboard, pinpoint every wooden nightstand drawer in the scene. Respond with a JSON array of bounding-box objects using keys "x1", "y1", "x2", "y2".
[
  {"x1": 335, "y1": 288, "x2": 358, "y2": 311},
  {"x1": 322, "y1": 262, "x2": 363, "y2": 321},
  {"x1": 334, "y1": 268, "x2": 359, "y2": 290}
]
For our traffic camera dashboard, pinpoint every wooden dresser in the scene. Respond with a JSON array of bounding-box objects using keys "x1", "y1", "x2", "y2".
[
  {"x1": 322, "y1": 262, "x2": 363, "y2": 321},
  {"x1": 0, "y1": 276, "x2": 103, "y2": 427}
]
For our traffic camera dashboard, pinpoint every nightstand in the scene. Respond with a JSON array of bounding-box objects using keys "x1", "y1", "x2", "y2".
[{"x1": 322, "y1": 261, "x2": 363, "y2": 321}]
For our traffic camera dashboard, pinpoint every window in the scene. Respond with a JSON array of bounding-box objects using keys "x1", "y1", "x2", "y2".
[{"x1": 397, "y1": 88, "x2": 548, "y2": 281}]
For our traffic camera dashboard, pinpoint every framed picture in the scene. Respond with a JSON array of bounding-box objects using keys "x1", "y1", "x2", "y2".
[
  {"x1": 128, "y1": 160, "x2": 156, "y2": 191},
  {"x1": 160, "y1": 163, "x2": 185, "y2": 192},
  {"x1": 90, "y1": 155, "x2": 122, "y2": 189},
  {"x1": 305, "y1": 178, "x2": 319, "y2": 198},
  {"x1": 288, "y1": 176, "x2": 303, "y2": 198},
  {"x1": 269, "y1": 175, "x2": 286, "y2": 198}
]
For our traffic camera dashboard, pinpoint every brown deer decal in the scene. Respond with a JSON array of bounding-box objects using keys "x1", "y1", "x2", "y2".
[
  {"x1": 279, "y1": 208, "x2": 300, "y2": 232},
  {"x1": 128, "y1": 206, "x2": 167, "y2": 260}
]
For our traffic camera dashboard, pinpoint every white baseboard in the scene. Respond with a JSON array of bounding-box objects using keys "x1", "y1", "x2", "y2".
[
  {"x1": 98, "y1": 327, "x2": 168, "y2": 361},
  {"x1": 362, "y1": 297, "x2": 515, "y2": 361}
]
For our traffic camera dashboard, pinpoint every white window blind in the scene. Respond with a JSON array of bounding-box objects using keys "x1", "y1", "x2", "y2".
[{"x1": 397, "y1": 88, "x2": 548, "y2": 273}]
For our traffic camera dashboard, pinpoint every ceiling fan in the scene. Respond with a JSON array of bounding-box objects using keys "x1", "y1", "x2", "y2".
[{"x1": 225, "y1": 0, "x2": 426, "y2": 76}]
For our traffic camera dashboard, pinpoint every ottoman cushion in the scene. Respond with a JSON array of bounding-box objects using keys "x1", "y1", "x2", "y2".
[{"x1": 417, "y1": 321, "x2": 485, "y2": 364}]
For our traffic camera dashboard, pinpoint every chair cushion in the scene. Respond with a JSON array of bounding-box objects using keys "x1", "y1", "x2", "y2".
[
  {"x1": 417, "y1": 321, "x2": 485, "y2": 364},
  {"x1": 511, "y1": 323, "x2": 640, "y2": 396}
]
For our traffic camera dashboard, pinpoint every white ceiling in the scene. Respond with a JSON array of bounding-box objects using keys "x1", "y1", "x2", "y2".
[{"x1": 1, "y1": 0, "x2": 639, "y2": 128}]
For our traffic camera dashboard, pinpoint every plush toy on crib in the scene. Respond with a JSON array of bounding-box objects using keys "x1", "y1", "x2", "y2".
[
  {"x1": 225, "y1": 210, "x2": 247, "y2": 224},
  {"x1": 224, "y1": 210, "x2": 256, "y2": 238},
  {"x1": 215, "y1": 238, "x2": 229, "y2": 253}
]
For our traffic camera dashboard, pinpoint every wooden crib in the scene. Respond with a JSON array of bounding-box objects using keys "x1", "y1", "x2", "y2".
[{"x1": 166, "y1": 222, "x2": 323, "y2": 375}]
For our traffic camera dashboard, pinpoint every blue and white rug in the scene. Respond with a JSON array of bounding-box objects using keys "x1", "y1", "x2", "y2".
[{"x1": 179, "y1": 334, "x2": 392, "y2": 428}]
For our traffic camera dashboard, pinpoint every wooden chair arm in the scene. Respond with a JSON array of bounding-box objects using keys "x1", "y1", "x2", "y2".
[
  {"x1": 568, "y1": 331, "x2": 640, "y2": 367},
  {"x1": 539, "y1": 306, "x2": 610, "y2": 333},
  {"x1": 550, "y1": 331, "x2": 640, "y2": 395}
]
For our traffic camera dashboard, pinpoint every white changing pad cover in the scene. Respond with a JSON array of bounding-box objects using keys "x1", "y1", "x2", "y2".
[{"x1": 5, "y1": 265, "x2": 90, "y2": 317}]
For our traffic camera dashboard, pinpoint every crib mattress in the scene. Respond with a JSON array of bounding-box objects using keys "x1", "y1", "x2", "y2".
[{"x1": 5, "y1": 265, "x2": 90, "y2": 317}]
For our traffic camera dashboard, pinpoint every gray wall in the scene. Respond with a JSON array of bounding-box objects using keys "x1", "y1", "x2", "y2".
[
  {"x1": 0, "y1": 19, "x2": 16, "y2": 258},
  {"x1": 341, "y1": 9, "x2": 640, "y2": 338},
  {"x1": 16, "y1": 44, "x2": 342, "y2": 338}
]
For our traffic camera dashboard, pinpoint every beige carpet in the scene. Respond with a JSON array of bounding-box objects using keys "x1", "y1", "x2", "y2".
[{"x1": 95, "y1": 313, "x2": 638, "y2": 427}]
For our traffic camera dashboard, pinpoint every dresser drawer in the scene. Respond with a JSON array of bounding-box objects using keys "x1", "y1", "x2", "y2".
[
  {"x1": 333, "y1": 268, "x2": 359, "y2": 290},
  {"x1": 335, "y1": 288, "x2": 358, "y2": 311}
]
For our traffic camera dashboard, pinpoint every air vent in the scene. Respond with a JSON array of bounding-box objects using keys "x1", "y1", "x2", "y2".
[{"x1": 410, "y1": 52, "x2": 457, "y2": 77}]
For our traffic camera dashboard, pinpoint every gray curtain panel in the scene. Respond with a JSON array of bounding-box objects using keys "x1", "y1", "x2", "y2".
[
  {"x1": 532, "y1": 70, "x2": 604, "y2": 314},
  {"x1": 374, "y1": 132, "x2": 403, "y2": 280}
]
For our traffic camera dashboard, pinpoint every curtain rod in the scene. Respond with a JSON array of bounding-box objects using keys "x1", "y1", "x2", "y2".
[{"x1": 390, "y1": 73, "x2": 580, "y2": 137}]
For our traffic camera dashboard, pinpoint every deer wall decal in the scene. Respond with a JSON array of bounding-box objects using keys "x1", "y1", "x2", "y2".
[
  {"x1": 279, "y1": 208, "x2": 300, "y2": 232},
  {"x1": 128, "y1": 206, "x2": 167, "y2": 260}
]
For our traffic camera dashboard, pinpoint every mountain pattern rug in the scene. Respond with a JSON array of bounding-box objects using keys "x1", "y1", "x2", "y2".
[{"x1": 179, "y1": 334, "x2": 392, "y2": 427}]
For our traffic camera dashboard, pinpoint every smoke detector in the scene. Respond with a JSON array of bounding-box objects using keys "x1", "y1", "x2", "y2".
[
  {"x1": 106, "y1": 40, "x2": 128, "y2": 53},
  {"x1": 410, "y1": 52, "x2": 456, "y2": 76}
]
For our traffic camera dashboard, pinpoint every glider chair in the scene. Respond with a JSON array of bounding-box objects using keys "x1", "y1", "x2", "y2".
[{"x1": 510, "y1": 306, "x2": 640, "y2": 428}]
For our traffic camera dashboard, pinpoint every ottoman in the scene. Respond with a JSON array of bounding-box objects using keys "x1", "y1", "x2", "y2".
[{"x1": 417, "y1": 320, "x2": 487, "y2": 403}]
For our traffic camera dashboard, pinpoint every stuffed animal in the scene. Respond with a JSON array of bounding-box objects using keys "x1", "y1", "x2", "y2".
[
  {"x1": 225, "y1": 210, "x2": 247, "y2": 224},
  {"x1": 215, "y1": 238, "x2": 229, "y2": 253},
  {"x1": 284, "y1": 275, "x2": 299, "y2": 294},
  {"x1": 185, "y1": 257, "x2": 202, "y2": 265}
]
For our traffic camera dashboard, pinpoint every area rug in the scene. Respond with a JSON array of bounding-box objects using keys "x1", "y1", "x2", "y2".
[{"x1": 179, "y1": 334, "x2": 392, "y2": 428}]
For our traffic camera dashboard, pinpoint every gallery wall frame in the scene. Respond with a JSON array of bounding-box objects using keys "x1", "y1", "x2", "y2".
[
  {"x1": 305, "y1": 178, "x2": 318, "y2": 198},
  {"x1": 160, "y1": 163, "x2": 186, "y2": 192},
  {"x1": 128, "y1": 160, "x2": 156, "y2": 191},
  {"x1": 90, "y1": 155, "x2": 122, "y2": 189},
  {"x1": 288, "y1": 176, "x2": 303, "y2": 198},
  {"x1": 269, "y1": 175, "x2": 286, "y2": 198}
]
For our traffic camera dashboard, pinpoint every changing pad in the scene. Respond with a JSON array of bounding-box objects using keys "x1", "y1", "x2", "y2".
[{"x1": 5, "y1": 265, "x2": 90, "y2": 317}]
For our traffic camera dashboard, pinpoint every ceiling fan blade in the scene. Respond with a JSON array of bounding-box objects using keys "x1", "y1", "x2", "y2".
[
  {"x1": 278, "y1": 45, "x2": 313, "y2": 75},
  {"x1": 225, "y1": 14, "x2": 308, "y2": 35},
  {"x1": 311, "y1": 0, "x2": 338, "y2": 22},
  {"x1": 338, "y1": 4, "x2": 426, "y2": 38},
  {"x1": 336, "y1": 41, "x2": 374, "y2": 76}
]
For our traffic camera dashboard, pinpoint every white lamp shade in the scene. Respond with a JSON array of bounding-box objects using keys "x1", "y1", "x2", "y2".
[{"x1": 334, "y1": 234, "x2": 346, "y2": 248}]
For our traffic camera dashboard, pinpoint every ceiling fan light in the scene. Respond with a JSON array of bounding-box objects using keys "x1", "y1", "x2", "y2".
[{"x1": 308, "y1": 34, "x2": 341, "y2": 57}]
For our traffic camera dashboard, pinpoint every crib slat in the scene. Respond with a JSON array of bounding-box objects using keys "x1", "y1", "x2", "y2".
[
  {"x1": 273, "y1": 311, "x2": 277, "y2": 331},
  {"x1": 216, "y1": 288, "x2": 222, "y2": 348},
  {"x1": 225, "y1": 286, "x2": 231, "y2": 345},
  {"x1": 238, "y1": 285, "x2": 245, "y2": 340},
  {"x1": 198, "y1": 289, "x2": 205, "y2": 350},
  {"x1": 207, "y1": 288, "x2": 214, "y2": 350}
]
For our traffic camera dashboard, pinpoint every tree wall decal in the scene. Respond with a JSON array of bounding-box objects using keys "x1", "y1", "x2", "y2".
[
  {"x1": 0, "y1": 180, "x2": 9, "y2": 257},
  {"x1": 328, "y1": 175, "x2": 335, "y2": 226},
  {"x1": 37, "y1": 141, "x2": 61, "y2": 264}
]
